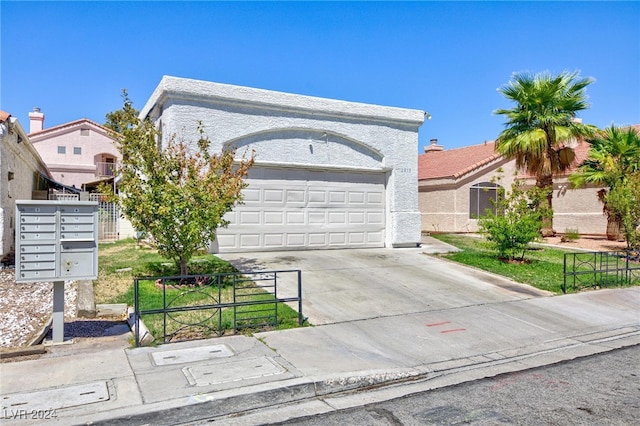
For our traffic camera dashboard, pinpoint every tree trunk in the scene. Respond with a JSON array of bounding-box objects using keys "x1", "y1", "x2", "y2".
[
  {"x1": 537, "y1": 175, "x2": 555, "y2": 237},
  {"x1": 179, "y1": 258, "x2": 188, "y2": 276},
  {"x1": 606, "y1": 216, "x2": 624, "y2": 241}
]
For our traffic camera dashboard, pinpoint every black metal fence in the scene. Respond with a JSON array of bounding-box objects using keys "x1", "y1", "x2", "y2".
[
  {"x1": 563, "y1": 250, "x2": 640, "y2": 293},
  {"x1": 132, "y1": 269, "x2": 303, "y2": 346}
]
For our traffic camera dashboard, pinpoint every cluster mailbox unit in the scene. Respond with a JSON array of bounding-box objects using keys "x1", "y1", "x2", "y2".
[{"x1": 15, "y1": 200, "x2": 99, "y2": 343}]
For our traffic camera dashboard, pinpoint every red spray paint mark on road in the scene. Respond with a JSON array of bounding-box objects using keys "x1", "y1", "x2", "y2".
[
  {"x1": 440, "y1": 328, "x2": 466, "y2": 333},
  {"x1": 426, "y1": 321, "x2": 451, "y2": 327}
]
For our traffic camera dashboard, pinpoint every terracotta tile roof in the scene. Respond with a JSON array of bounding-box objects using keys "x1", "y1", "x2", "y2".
[
  {"x1": 0, "y1": 110, "x2": 11, "y2": 122},
  {"x1": 418, "y1": 141, "x2": 501, "y2": 180},
  {"x1": 419, "y1": 124, "x2": 640, "y2": 181}
]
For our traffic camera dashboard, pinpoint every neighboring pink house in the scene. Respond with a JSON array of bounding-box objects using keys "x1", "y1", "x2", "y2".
[{"x1": 27, "y1": 108, "x2": 120, "y2": 189}]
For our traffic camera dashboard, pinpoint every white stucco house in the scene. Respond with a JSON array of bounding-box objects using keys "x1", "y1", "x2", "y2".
[{"x1": 140, "y1": 76, "x2": 426, "y2": 253}]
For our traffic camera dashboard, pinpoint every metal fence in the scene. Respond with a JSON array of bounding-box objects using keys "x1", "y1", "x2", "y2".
[
  {"x1": 88, "y1": 193, "x2": 119, "y2": 241},
  {"x1": 48, "y1": 192, "x2": 118, "y2": 241},
  {"x1": 133, "y1": 269, "x2": 304, "y2": 346},
  {"x1": 563, "y1": 250, "x2": 640, "y2": 293}
]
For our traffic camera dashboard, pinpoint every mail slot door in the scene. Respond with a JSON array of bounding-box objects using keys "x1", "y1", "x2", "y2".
[{"x1": 60, "y1": 241, "x2": 97, "y2": 279}]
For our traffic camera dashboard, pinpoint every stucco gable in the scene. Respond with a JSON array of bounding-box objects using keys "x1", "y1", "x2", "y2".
[{"x1": 28, "y1": 118, "x2": 114, "y2": 140}]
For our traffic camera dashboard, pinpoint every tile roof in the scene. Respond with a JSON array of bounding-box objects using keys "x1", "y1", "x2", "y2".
[
  {"x1": 418, "y1": 141, "x2": 501, "y2": 180},
  {"x1": 0, "y1": 110, "x2": 11, "y2": 122},
  {"x1": 419, "y1": 124, "x2": 640, "y2": 181},
  {"x1": 28, "y1": 118, "x2": 114, "y2": 137}
]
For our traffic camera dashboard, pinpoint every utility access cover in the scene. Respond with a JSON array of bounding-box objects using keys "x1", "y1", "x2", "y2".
[
  {"x1": 1, "y1": 381, "x2": 110, "y2": 412},
  {"x1": 183, "y1": 356, "x2": 286, "y2": 386},
  {"x1": 151, "y1": 344, "x2": 234, "y2": 366}
]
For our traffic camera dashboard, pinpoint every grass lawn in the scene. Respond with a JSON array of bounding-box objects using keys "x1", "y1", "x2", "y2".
[
  {"x1": 430, "y1": 234, "x2": 572, "y2": 294},
  {"x1": 96, "y1": 238, "x2": 303, "y2": 341}
]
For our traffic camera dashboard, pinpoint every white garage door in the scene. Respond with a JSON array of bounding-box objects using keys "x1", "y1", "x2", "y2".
[{"x1": 214, "y1": 168, "x2": 386, "y2": 252}]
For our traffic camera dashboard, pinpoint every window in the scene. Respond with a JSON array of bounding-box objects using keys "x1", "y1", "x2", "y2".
[
  {"x1": 470, "y1": 182, "x2": 501, "y2": 218},
  {"x1": 57, "y1": 146, "x2": 66, "y2": 154},
  {"x1": 81, "y1": 129, "x2": 90, "y2": 136},
  {"x1": 73, "y1": 147, "x2": 82, "y2": 155}
]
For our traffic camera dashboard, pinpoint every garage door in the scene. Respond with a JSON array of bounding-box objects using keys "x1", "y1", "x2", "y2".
[{"x1": 214, "y1": 168, "x2": 386, "y2": 252}]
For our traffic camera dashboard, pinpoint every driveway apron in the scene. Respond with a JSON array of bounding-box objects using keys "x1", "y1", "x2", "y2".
[{"x1": 217, "y1": 247, "x2": 551, "y2": 325}]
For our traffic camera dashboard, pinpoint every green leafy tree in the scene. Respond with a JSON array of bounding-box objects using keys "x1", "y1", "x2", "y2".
[
  {"x1": 495, "y1": 71, "x2": 597, "y2": 236},
  {"x1": 478, "y1": 175, "x2": 548, "y2": 262},
  {"x1": 569, "y1": 125, "x2": 640, "y2": 240},
  {"x1": 102, "y1": 91, "x2": 255, "y2": 275},
  {"x1": 605, "y1": 172, "x2": 640, "y2": 249}
]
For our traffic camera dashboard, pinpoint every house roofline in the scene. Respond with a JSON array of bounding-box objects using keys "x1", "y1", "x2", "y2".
[
  {"x1": 141, "y1": 75, "x2": 427, "y2": 127},
  {"x1": 28, "y1": 118, "x2": 115, "y2": 139}
]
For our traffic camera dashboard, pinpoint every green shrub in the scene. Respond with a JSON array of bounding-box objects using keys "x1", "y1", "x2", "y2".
[
  {"x1": 478, "y1": 177, "x2": 544, "y2": 261},
  {"x1": 561, "y1": 228, "x2": 580, "y2": 242}
]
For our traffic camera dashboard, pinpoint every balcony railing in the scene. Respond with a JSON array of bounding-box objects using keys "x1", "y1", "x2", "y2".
[{"x1": 96, "y1": 161, "x2": 117, "y2": 177}]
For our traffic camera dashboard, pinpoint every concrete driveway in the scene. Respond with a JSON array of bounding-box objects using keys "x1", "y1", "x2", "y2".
[{"x1": 218, "y1": 247, "x2": 551, "y2": 326}]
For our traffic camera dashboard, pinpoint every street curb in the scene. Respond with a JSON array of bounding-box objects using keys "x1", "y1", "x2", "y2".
[{"x1": 76, "y1": 328, "x2": 640, "y2": 425}]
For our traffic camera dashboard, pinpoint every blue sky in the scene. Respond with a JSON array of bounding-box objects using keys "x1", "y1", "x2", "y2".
[{"x1": 2, "y1": 1, "x2": 638, "y2": 152}]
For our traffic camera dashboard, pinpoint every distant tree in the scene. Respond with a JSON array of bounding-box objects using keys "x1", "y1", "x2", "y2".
[
  {"x1": 478, "y1": 173, "x2": 549, "y2": 262},
  {"x1": 569, "y1": 125, "x2": 640, "y2": 240},
  {"x1": 495, "y1": 71, "x2": 597, "y2": 236},
  {"x1": 102, "y1": 91, "x2": 255, "y2": 275},
  {"x1": 605, "y1": 172, "x2": 640, "y2": 250},
  {"x1": 104, "y1": 89, "x2": 139, "y2": 134}
]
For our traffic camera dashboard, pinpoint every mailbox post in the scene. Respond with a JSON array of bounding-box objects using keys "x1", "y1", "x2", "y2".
[{"x1": 15, "y1": 200, "x2": 99, "y2": 344}]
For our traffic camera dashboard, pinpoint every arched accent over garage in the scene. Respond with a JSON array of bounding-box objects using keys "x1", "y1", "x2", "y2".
[
  {"x1": 140, "y1": 76, "x2": 425, "y2": 252},
  {"x1": 224, "y1": 128, "x2": 384, "y2": 171}
]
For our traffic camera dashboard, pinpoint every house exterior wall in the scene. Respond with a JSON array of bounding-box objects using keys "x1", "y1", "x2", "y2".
[
  {"x1": 419, "y1": 158, "x2": 517, "y2": 233},
  {"x1": 420, "y1": 158, "x2": 607, "y2": 236},
  {"x1": 529, "y1": 176, "x2": 607, "y2": 235},
  {"x1": 140, "y1": 76, "x2": 425, "y2": 249},
  {"x1": 30, "y1": 121, "x2": 120, "y2": 188},
  {"x1": 0, "y1": 117, "x2": 50, "y2": 258}
]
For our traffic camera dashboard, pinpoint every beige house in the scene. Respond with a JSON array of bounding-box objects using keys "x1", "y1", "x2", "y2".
[
  {"x1": 0, "y1": 111, "x2": 52, "y2": 259},
  {"x1": 418, "y1": 138, "x2": 608, "y2": 236},
  {"x1": 27, "y1": 108, "x2": 120, "y2": 189}
]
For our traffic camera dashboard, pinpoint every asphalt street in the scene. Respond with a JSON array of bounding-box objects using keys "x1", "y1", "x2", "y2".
[{"x1": 263, "y1": 345, "x2": 640, "y2": 426}]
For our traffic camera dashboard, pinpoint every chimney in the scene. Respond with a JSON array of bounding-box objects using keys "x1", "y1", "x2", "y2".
[
  {"x1": 28, "y1": 107, "x2": 44, "y2": 133},
  {"x1": 424, "y1": 138, "x2": 444, "y2": 153}
]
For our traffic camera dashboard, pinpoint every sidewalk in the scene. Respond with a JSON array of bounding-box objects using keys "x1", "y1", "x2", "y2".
[{"x1": 1, "y1": 284, "x2": 638, "y2": 425}]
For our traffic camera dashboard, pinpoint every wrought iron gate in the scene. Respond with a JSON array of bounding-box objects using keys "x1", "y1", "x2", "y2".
[
  {"x1": 563, "y1": 250, "x2": 640, "y2": 293},
  {"x1": 133, "y1": 269, "x2": 304, "y2": 346}
]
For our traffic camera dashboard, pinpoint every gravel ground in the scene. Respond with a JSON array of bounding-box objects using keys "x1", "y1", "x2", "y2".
[
  {"x1": 0, "y1": 269, "x2": 128, "y2": 350},
  {"x1": 0, "y1": 236, "x2": 630, "y2": 349},
  {"x1": 0, "y1": 270, "x2": 77, "y2": 348}
]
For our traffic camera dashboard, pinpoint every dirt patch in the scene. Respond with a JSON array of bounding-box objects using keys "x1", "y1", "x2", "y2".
[{"x1": 540, "y1": 236, "x2": 630, "y2": 252}]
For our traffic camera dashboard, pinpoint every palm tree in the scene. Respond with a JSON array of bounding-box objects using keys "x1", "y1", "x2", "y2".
[
  {"x1": 495, "y1": 71, "x2": 597, "y2": 236},
  {"x1": 569, "y1": 125, "x2": 640, "y2": 240}
]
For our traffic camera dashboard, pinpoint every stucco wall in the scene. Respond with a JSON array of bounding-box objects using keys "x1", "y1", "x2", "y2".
[
  {"x1": 419, "y1": 159, "x2": 517, "y2": 233},
  {"x1": 30, "y1": 122, "x2": 120, "y2": 188},
  {"x1": 539, "y1": 177, "x2": 607, "y2": 235},
  {"x1": 0, "y1": 118, "x2": 50, "y2": 258},
  {"x1": 419, "y1": 159, "x2": 608, "y2": 236},
  {"x1": 141, "y1": 76, "x2": 425, "y2": 248}
]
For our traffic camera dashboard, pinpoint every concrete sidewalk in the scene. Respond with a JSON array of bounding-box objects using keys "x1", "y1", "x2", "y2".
[{"x1": 1, "y1": 244, "x2": 639, "y2": 425}]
